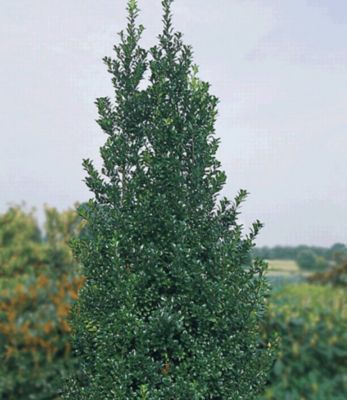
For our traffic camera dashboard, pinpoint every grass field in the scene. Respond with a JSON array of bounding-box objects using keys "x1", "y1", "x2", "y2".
[
  {"x1": 266, "y1": 259, "x2": 299, "y2": 273},
  {"x1": 265, "y1": 259, "x2": 311, "y2": 283}
]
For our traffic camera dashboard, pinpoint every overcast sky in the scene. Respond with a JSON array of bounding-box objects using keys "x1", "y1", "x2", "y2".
[{"x1": 1, "y1": 0, "x2": 346, "y2": 246}]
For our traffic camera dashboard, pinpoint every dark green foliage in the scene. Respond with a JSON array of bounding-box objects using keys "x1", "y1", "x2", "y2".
[{"x1": 64, "y1": 1, "x2": 273, "y2": 398}]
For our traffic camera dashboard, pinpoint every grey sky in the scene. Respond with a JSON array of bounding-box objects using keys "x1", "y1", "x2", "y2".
[{"x1": 1, "y1": 0, "x2": 346, "y2": 246}]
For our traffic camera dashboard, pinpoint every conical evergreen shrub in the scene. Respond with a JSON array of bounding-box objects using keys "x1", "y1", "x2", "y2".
[{"x1": 64, "y1": 1, "x2": 273, "y2": 398}]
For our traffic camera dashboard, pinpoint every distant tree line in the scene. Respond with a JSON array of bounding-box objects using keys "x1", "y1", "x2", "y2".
[{"x1": 253, "y1": 243, "x2": 347, "y2": 271}]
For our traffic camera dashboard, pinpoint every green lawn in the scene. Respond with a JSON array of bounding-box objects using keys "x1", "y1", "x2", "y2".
[{"x1": 266, "y1": 259, "x2": 311, "y2": 280}]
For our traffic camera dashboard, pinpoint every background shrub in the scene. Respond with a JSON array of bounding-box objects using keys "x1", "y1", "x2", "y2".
[
  {"x1": 0, "y1": 206, "x2": 83, "y2": 400},
  {"x1": 296, "y1": 249, "x2": 317, "y2": 270},
  {"x1": 308, "y1": 261, "x2": 347, "y2": 287},
  {"x1": 296, "y1": 248, "x2": 329, "y2": 271},
  {"x1": 262, "y1": 283, "x2": 347, "y2": 400}
]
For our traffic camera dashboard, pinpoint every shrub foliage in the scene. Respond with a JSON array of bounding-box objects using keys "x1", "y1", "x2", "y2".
[{"x1": 64, "y1": 1, "x2": 272, "y2": 398}]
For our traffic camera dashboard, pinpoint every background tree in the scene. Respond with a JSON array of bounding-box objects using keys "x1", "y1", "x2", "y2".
[
  {"x1": 0, "y1": 206, "x2": 84, "y2": 400},
  {"x1": 329, "y1": 243, "x2": 347, "y2": 265},
  {"x1": 64, "y1": 1, "x2": 273, "y2": 398},
  {"x1": 297, "y1": 249, "x2": 317, "y2": 270}
]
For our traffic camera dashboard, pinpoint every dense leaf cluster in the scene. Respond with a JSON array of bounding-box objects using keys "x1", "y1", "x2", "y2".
[{"x1": 64, "y1": 1, "x2": 273, "y2": 398}]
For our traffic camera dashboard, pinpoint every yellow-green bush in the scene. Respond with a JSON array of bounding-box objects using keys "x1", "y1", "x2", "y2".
[
  {"x1": 0, "y1": 207, "x2": 43, "y2": 277},
  {"x1": 0, "y1": 206, "x2": 84, "y2": 400},
  {"x1": 263, "y1": 283, "x2": 347, "y2": 400}
]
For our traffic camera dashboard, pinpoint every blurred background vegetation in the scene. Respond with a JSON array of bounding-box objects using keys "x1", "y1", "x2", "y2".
[
  {"x1": 0, "y1": 205, "x2": 346, "y2": 399},
  {"x1": 0, "y1": 206, "x2": 84, "y2": 399}
]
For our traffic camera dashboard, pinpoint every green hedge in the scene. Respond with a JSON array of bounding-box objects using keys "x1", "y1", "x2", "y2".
[{"x1": 263, "y1": 283, "x2": 347, "y2": 399}]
